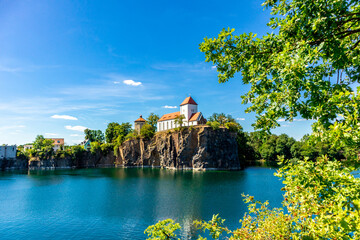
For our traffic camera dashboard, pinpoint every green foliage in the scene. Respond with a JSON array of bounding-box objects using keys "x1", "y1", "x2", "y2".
[
  {"x1": 174, "y1": 115, "x2": 185, "y2": 128},
  {"x1": 125, "y1": 130, "x2": 139, "y2": 141},
  {"x1": 276, "y1": 156, "x2": 360, "y2": 239},
  {"x1": 208, "y1": 113, "x2": 236, "y2": 126},
  {"x1": 147, "y1": 113, "x2": 160, "y2": 130},
  {"x1": 140, "y1": 124, "x2": 155, "y2": 139},
  {"x1": 105, "y1": 122, "x2": 121, "y2": 143},
  {"x1": 84, "y1": 129, "x2": 105, "y2": 143},
  {"x1": 194, "y1": 214, "x2": 230, "y2": 239},
  {"x1": 90, "y1": 141, "x2": 101, "y2": 155},
  {"x1": 100, "y1": 143, "x2": 113, "y2": 155},
  {"x1": 69, "y1": 145, "x2": 85, "y2": 160},
  {"x1": 32, "y1": 135, "x2": 55, "y2": 160},
  {"x1": 206, "y1": 121, "x2": 220, "y2": 130},
  {"x1": 144, "y1": 219, "x2": 181, "y2": 240},
  {"x1": 224, "y1": 122, "x2": 242, "y2": 132},
  {"x1": 200, "y1": 0, "x2": 360, "y2": 163},
  {"x1": 236, "y1": 131, "x2": 257, "y2": 163}
]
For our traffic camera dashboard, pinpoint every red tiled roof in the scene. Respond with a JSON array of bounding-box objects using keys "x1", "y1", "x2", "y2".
[
  {"x1": 135, "y1": 115, "x2": 146, "y2": 122},
  {"x1": 189, "y1": 112, "x2": 201, "y2": 122},
  {"x1": 158, "y1": 111, "x2": 180, "y2": 122},
  {"x1": 180, "y1": 96, "x2": 198, "y2": 106},
  {"x1": 46, "y1": 138, "x2": 64, "y2": 145}
]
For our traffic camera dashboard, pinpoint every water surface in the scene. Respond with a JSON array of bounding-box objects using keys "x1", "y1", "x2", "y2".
[{"x1": 0, "y1": 167, "x2": 283, "y2": 239}]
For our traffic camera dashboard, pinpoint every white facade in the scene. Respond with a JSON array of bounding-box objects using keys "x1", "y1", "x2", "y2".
[
  {"x1": 24, "y1": 144, "x2": 33, "y2": 150},
  {"x1": 157, "y1": 119, "x2": 200, "y2": 131},
  {"x1": 0, "y1": 145, "x2": 17, "y2": 159},
  {"x1": 157, "y1": 96, "x2": 204, "y2": 132},
  {"x1": 180, "y1": 103, "x2": 198, "y2": 122}
]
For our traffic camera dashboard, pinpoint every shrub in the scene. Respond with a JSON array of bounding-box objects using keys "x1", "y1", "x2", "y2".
[
  {"x1": 100, "y1": 143, "x2": 114, "y2": 155},
  {"x1": 207, "y1": 121, "x2": 220, "y2": 130},
  {"x1": 225, "y1": 122, "x2": 242, "y2": 132},
  {"x1": 90, "y1": 141, "x2": 101, "y2": 155},
  {"x1": 140, "y1": 124, "x2": 155, "y2": 139}
]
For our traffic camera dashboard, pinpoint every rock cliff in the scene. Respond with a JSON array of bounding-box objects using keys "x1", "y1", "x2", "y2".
[
  {"x1": 1, "y1": 126, "x2": 241, "y2": 171},
  {"x1": 28, "y1": 151, "x2": 116, "y2": 170},
  {"x1": 117, "y1": 126, "x2": 241, "y2": 170}
]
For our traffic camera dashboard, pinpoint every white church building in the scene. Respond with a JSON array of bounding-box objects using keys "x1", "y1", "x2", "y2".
[{"x1": 157, "y1": 96, "x2": 206, "y2": 131}]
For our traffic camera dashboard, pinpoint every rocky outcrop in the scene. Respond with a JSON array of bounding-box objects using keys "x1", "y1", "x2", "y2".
[
  {"x1": 28, "y1": 151, "x2": 117, "y2": 170},
  {"x1": 2, "y1": 126, "x2": 240, "y2": 171},
  {"x1": 117, "y1": 126, "x2": 241, "y2": 170},
  {"x1": 0, "y1": 158, "x2": 28, "y2": 170}
]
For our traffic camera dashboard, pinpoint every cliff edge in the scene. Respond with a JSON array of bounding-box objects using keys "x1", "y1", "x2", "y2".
[{"x1": 117, "y1": 126, "x2": 241, "y2": 170}]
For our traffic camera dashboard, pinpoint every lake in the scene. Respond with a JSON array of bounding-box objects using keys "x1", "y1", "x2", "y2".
[{"x1": 0, "y1": 167, "x2": 283, "y2": 239}]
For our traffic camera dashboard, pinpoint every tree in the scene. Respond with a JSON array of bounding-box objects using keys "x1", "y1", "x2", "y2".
[
  {"x1": 105, "y1": 122, "x2": 120, "y2": 143},
  {"x1": 84, "y1": 129, "x2": 105, "y2": 143},
  {"x1": 146, "y1": 113, "x2": 160, "y2": 130},
  {"x1": 140, "y1": 124, "x2": 155, "y2": 139},
  {"x1": 146, "y1": 0, "x2": 360, "y2": 238},
  {"x1": 32, "y1": 135, "x2": 55, "y2": 160},
  {"x1": 208, "y1": 113, "x2": 236, "y2": 126},
  {"x1": 116, "y1": 123, "x2": 133, "y2": 144},
  {"x1": 200, "y1": 0, "x2": 360, "y2": 161},
  {"x1": 174, "y1": 115, "x2": 185, "y2": 128}
]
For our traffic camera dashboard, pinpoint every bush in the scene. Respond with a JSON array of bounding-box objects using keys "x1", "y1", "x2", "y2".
[
  {"x1": 125, "y1": 131, "x2": 139, "y2": 141},
  {"x1": 140, "y1": 124, "x2": 155, "y2": 139},
  {"x1": 100, "y1": 143, "x2": 114, "y2": 155},
  {"x1": 225, "y1": 122, "x2": 242, "y2": 132},
  {"x1": 207, "y1": 121, "x2": 220, "y2": 130},
  {"x1": 90, "y1": 141, "x2": 101, "y2": 155}
]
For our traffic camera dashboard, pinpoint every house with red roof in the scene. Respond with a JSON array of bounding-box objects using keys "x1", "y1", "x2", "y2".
[{"x1": 157, "y1": 96, "x2": 206, "y2": 131}]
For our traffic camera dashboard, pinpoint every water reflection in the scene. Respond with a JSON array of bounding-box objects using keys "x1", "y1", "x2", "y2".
[{"x1": 0, "y1": 167, "x2": 283, "y2": 239}]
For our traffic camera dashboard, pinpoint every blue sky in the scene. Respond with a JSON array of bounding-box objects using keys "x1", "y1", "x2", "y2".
[{"x1": 0, "y1": 0, "x2": 313, "y2": 145}]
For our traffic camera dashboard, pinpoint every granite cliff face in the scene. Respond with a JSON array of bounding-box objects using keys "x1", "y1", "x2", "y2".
[
  {"x1": 28, "y1": 151, "x2": 116, "y2": 170},
  {"x1": 117, "y1": 126, "x2": 241, "y2": 170}
]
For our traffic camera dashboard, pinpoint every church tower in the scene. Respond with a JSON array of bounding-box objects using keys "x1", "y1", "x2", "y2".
[
  {"x1": 179, "y1": 96, "x2": 198, "y2": 121},
  {"x1": 134, "y1": 115, "x2": 146, "y2": 133}
]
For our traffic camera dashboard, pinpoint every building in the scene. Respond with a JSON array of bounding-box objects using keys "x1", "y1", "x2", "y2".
[
  {"x1": 23, "y1": 144, "x2": 33, "y2": 151},
  {"x1": 0, "y1": 145, "x2": 17, "y2": 159},
  {"x1": 46, "y1": 138, "x2": 64, "y2": 152},
  {"x1": 157, "y1": 96, "x2": 206, "y2": 131},
  {"x1": 80, "y1": 139, "x2": 91, "y2": 151},
  {"x1": 134, "y1": 115, "x2": 146, "y2": 133}
]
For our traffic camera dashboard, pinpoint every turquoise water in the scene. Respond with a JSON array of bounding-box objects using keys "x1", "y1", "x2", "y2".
[{"x1": 0, "y1": 167, "x2": 283, "y2": 239}]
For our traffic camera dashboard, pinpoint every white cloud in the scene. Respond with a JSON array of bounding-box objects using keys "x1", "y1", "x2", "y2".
[
  {"x1": 123, "y1": 79, "x2": 142, "y2": 86},
  {"x1": 51, "y1": 115, "x2": 78, "y2": 120},
  {"x1": 278, "y1": 118, "x2": 286, "y2": 122},
  {"x1": 211, "y1": 66, "x2": 217, "y2": 69},
  {"x1": 236, "y1": 118, "x2": 245, "y2": 121},
  {"x1": 162, "y1": 105, "x2": 178, "y2": 109},
  {"x1": 65, "y1": 125, "x2": 88, "y2": 132},
  {"x1": 281, "y1": 124, "x2": 290, "y2": 127},
  {"x1": 45, "y1": 133, "x2": 58, "y2": 136},
  {"x1": 113, "y1": 81, "x2": 120, "y2": 84}
]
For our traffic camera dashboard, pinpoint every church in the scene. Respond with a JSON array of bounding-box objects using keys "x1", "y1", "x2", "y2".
[{"x1": 157, "y1": 96, "x2": 206, "y2": 131}]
